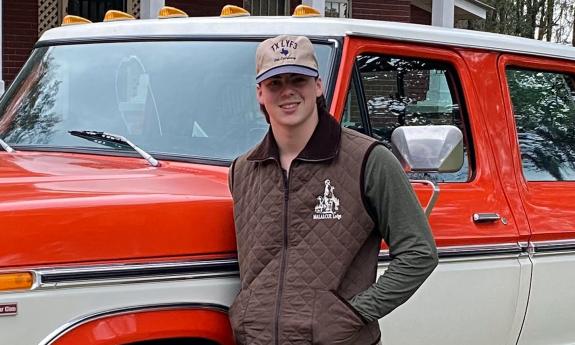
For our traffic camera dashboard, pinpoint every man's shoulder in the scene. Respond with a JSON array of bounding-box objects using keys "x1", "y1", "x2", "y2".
[
  {"x1": 233, "y1": 148, "x2": 256, "y2": 168},
  {"x1": 340, "y1": 127, "x2": 383, "y2": 158},
  {"x1": 341, "y1": 127, "x2": 378, "y2": 144},
  {"x1": 339, "y1": 128, "x2": 400, "y2": 168}
]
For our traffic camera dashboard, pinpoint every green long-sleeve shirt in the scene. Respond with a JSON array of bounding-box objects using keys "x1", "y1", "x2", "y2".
[{"x1": 349, "y1": 144, "x2": 439, "y2": 322}]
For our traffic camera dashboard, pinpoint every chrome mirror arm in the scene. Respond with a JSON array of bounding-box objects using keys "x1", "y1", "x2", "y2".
[{"x1": 410, "y1": 179, "x2": 440, "y2": 218}]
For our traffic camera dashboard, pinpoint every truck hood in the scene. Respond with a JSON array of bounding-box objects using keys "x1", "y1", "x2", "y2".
[{"x1": 0, "y1": 152, "x2": 236, "y2": 268}]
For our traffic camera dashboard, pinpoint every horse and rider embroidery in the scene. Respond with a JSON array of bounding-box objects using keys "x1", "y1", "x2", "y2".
[{"x1": 313, "y1": 179, "x2": 342, "y2": 220}]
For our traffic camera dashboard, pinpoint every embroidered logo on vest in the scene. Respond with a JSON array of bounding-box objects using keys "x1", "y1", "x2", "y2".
[{"x1": 313, "y1": 179, "x2": 342, "y2": 220}]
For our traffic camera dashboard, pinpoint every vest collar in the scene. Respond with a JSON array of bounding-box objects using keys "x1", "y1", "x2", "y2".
[{"x1": 247, "y1": 110, "x2": 341, "y2": 162}]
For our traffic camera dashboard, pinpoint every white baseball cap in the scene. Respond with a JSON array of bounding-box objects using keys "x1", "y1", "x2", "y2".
[{"x1": 255, "y1": 35, "x2": 319, "y2": 83}]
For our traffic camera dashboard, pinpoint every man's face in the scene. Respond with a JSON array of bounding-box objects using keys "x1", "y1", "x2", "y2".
[{"x1": 257, "y1": 73, "x2": 323, "y2": 128}]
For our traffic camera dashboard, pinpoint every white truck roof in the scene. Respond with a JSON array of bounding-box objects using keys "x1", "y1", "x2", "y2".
[{"x1": 39, "y1": 16, "x2": 575, "y2": 61}]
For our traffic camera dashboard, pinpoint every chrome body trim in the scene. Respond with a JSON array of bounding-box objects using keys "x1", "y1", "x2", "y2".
[
  {"x1": 437, "y1": 243, "x2": 523, "y2": 258},
  {"x1": 531, "y1": 239, "x2": 575, "y2": 254},
  {"x1": 473, "y1": 213, "x2": 501, "y2": 223},
  {"x1": 379, "y1": 243, "x2": 523, "y2": 262},
  {"x1": 37, "y1": 303, "x2": 228, "y2": 345},
  {"x1": 1, "y1": 241, "x2": 571, "y2": 291},
  {"x1": 328, "y1": 38, "x2": 339, "y2": 49},
  {"x1": 34, "y1": 259, "x2": 238, "y2": 289}
]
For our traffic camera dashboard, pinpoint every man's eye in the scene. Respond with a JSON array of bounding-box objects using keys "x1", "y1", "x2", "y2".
[{"x1": 292, "y1": 78, "x2": 306, "y2": 84}]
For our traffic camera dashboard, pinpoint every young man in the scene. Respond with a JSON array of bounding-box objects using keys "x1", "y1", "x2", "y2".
[{"x1": 228, "y1": 35, "x2": 438, "y2": 345}]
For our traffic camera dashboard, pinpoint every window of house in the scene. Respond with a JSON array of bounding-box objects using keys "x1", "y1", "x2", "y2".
[
  {"x1": 67, "y1": 0, "x2": 126, "y2": 22},
  {"x1": 325, "y1": 0, "x2": 350, "y2": 18},
  {"x1": 243, "y1": 0, "x2": 290, "y2": 15},
  {"x1": 507, "y1": 68, "x2": 575, "y2": 181},
  {"x1": 343, "y1": 54, "x2": 471, "y2": 182}
]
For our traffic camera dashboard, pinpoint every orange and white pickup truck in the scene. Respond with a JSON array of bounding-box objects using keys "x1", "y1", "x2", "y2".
[{"x1": 1, "y1": 5, "x2": 574, "y2": 345}]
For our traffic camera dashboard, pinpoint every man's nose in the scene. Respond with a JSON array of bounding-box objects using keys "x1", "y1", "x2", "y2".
[{"x1": 280, "y1": 83, "x2": 296, "y2": 96}]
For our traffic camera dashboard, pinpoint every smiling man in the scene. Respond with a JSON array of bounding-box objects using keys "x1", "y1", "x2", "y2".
[{"x1": 227, "y1": 35, "x2": 438, "y2": 345}]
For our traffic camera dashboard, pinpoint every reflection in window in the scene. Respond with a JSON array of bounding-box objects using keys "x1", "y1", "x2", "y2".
[
  {"x1": 0, "y1": 41, "x2": 334, "y2": 162},
  {"x1": 352, "y1": 54, "x2": 470, "y2": 182},
  {"x1": 507, "y1": 68, "x2": 575, "y2": 181},
  {"x1": 342, "y1": 78, "x2": 365, "y2": 134}
]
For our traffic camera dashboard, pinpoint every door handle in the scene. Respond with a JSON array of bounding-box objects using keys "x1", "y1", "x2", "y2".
[{"x1": 473, "y1": 213, "x2": 501, "y2": 223}]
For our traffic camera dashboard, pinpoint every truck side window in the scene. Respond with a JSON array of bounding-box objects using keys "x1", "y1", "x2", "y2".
[
  {"x1": 341, "y1": 77, "x2": 365, "y2": 134},
  {"x1": 507, "y1": 68, "x2": 575, "y2": 181},
  {"x1": 344, "y1": 54, "x2": 470, "y2": 183}
]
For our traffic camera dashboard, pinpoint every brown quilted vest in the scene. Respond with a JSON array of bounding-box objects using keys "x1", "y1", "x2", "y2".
[{"x1": 229, "y1": 111, "x2": 381, "y2": 345}]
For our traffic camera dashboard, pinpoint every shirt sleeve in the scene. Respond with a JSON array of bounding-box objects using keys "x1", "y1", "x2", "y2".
[{"x1": 348, "y1": 144, "x2": 439, "y2": 322}]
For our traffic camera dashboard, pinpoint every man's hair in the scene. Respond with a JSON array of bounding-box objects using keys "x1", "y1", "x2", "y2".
[{"x1": 259, "y1": 95, "x2": 328, "y2": 123}]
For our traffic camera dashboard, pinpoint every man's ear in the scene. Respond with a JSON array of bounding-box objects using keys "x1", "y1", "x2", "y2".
[
  {"x1": 315, "y1": 77, "x2": 323, "y2": 98},
  {"x1": 256, "y1": 84, "x2": 264, "y2": 105}
]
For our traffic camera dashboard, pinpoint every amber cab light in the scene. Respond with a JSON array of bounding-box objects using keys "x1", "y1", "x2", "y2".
[
  {"x1": 0, "y1": 272, "x2": 34, "y2": 291},
  {"x1": 221, "y1": 5, "x2": 250, "y2": 17},
  {"x1": 61, "y1": 15, "x2": 92, "y2": 26},
  {"x1": 158, "y1": 6, "x2": 188, "y2": 19},
  {"x1": 292, "y1": 5, "x2": 321, "y2": 17},
  {"x1": 104, "y1": 10, "x2": 135, "y2": 22}
]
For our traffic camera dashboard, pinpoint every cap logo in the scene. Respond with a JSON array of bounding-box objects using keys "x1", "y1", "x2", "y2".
[
  {"x1": 271, "y1": 39, "x2": 298, "y2": 62},
  {"x1": 255, "y1": 35, "x2": 318, "y2": 83}
]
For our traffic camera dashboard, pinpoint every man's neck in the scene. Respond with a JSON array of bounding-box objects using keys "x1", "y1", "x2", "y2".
[{"x1": 272, "y1": 111, "x2": 319, "y2": 172}]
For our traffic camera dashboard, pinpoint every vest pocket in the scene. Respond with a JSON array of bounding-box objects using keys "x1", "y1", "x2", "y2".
[
  {"x1": 228, "y1": 288, "x2": 252, "y2": 345},
  {"x1": 312, "y1": 290, "x2": 367, "y2": 345}
]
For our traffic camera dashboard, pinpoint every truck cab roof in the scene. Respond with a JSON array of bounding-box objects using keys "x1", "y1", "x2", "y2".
[{"x1": 38, "y1": 16, "x2": 575, "y2": 61}]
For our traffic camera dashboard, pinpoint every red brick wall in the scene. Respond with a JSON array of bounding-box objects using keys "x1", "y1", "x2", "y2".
[
  {"x1": 352, "y1": 0, "x2": 410, "y2": 22},
  {"x1": 166, "y1": 0, "x2": 243, "y2": 17},
  {"x1": 3, "y1": 0, "x2": 38, "y2": 85},
  {"x1": 410, "y1": 5, "x2": 431, "y2": 25}
]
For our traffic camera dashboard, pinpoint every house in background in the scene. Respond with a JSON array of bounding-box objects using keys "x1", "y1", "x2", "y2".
[{"x1": 0, "y1": 0, "x2": 491, "y2": 92}]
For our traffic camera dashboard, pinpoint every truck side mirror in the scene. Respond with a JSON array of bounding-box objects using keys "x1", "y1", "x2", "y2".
[
  {"x1": 391, "y1": 125, "x2": 463, "y2": 173},
  {"x1": 391, "y1": 125, "x2": 464, "y2": 218}
]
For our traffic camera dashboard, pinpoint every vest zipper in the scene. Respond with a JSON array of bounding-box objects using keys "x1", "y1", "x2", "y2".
[{"x1": 274, "y1": 168, "x2": 290, "y2": 345}]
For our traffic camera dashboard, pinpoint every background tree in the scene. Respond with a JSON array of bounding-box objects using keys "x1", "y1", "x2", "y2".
[
  {"x1": 481, "y1": 0, "x2": 575, "y2": 45},
  {"x1": 507, "y1": 69, "x2": 575, "y2": 180}
]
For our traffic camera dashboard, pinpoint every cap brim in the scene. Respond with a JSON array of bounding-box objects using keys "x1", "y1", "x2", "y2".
[{"x1": 256, "y1": 65, "x2": 319, "y2": 83}]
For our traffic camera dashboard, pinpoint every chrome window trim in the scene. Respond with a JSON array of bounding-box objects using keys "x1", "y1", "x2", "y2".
[{"x1": 37, "y1": 302, "x2": 228, "y2": 345}]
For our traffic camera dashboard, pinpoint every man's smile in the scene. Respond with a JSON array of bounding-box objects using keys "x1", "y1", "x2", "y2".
[{"x1": 279, "y1": 101, "x2": 301, "y2": 110}]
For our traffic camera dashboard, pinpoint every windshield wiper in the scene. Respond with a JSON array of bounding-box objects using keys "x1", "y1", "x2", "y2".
[
  {"x1": 0, "y1": 137, "x2": 15, "y2": 153},
  {"x1": 69, "y1": 130, "x2": 160, "y2": 167}
]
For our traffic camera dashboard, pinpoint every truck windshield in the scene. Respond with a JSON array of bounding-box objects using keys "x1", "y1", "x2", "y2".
[{"x1": 0, "y1": 40, "x2": 334, "y2": 162}]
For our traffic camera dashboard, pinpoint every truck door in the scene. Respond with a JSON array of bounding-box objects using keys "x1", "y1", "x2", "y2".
[
  {"x1": 498, "y1": 54, "x2": 575, "y2": 345},
  {"x1": 330, "y1": 36, "x2": 529, "y2": 345}
]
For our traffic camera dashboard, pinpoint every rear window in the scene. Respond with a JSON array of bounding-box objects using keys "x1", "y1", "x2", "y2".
[{"x1": 507, "y1": 68, "x2": 575, "y2": 181}]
